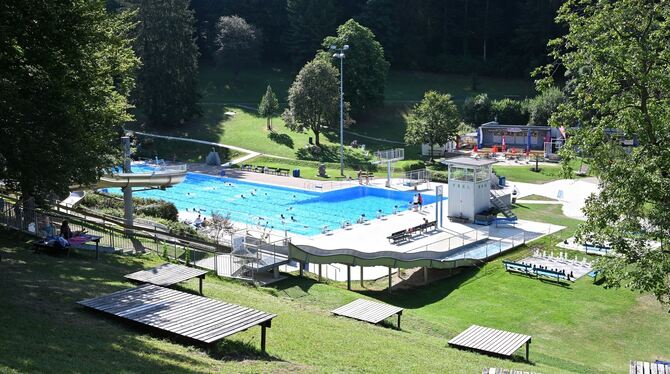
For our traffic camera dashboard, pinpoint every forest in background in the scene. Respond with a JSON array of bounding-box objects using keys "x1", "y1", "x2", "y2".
[{"x1": 108, "y1": 0, "x2": 564, "y2": 78}]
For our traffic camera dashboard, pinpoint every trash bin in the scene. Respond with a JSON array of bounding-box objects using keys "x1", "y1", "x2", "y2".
[
  {"x1": 292, "y1": 169, "x2": 301, "y2": 178},
  {"x1": 498, "y1": 176, "x2": 506, "y2": 186}
]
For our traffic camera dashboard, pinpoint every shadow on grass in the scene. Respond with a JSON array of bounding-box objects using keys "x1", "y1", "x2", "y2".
[
  {"x1": 268, "y1": 132, "x2": 294, "y2": 149},
  {"x1": 356, "y1": 267, "x2": 483, "y2": 309},
  {"x1": 210, "y1": 339, "x2": 283, "y2": 362}
]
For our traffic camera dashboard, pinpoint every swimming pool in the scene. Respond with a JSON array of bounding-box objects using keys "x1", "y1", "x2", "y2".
[{"x1": 108, "y1": 164, "x2": 443, "y2": 236}]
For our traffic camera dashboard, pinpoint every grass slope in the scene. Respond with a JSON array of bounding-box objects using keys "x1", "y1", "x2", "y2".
[{"x1": 1, "y1": 205, "x2": 668, "y2": 373}]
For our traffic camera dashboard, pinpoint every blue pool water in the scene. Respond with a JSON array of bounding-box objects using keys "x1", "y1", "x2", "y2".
[{"x1": 109, "y1": 164, "x2": 443, "y2": 236}]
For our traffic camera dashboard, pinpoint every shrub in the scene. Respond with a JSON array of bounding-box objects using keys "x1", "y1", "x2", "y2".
[
  {"x1": 165, "y1": 220, "x2": 199, "y2": 237},
  {"x1": 136, "y1": 201, "x2": 178, "y2": 221},
  {"x1": 462, "y1": 93, "x2": 492, "y2": 125},
  {"x1": 527, "y1": 87, "x2": 565, "y2": 125},
  {"x1": 431, "y1": 171, "x2": 448, "y2": 183},
  {"x1": 395, "y1": 160, "x2": 425, "y2": 171},
  {"x1": 491, "y1": 98, "x2": 529, "y2": 125}
]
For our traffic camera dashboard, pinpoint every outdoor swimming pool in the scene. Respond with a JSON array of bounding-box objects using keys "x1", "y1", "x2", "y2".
[{"x1": 108, "y1": 164, "x2": 443, "y2": 236}]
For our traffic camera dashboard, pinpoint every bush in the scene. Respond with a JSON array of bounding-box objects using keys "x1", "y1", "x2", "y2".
[
  {"x1": 136, "y1": 202, "x2": 178, "y2": 222},
  {"x1": 431, "y1": 171, "x2": 448, "y2": 183},
  {"x1": 462, "y1": 93, "x2": 492, "y2": 125},
  {"x1": 165, "y1": 220, "x2": 200, "y2": 237},
  {"x1": 491, "y1": 98, "x2": 529, "y2": 125},
  {"x1": 395, "y1": 160, "x2": 425, "y2": 171},
  {"x1": 527, "y1": 87, "x2": 565, "y2": 125}
]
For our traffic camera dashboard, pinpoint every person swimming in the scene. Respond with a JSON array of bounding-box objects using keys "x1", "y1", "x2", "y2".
[
  {"x1": 240, "y1": 194, "x2": 245, "y2": 199},
  {"x1": 280, "y1": 214, "x2": 285, "y2": 219},
  {"x1": 291, "y1": 216, "x2": 297, "y2": 222}
]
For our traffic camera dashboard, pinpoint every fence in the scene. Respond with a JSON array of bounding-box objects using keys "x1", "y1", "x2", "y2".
[{"x1": 0, "y1": 197, "x2": 288, "y2": 282}]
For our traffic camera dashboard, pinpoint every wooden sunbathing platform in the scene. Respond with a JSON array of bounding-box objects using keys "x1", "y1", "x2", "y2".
[
  {"x1": 124, "y1": 263, "x2": 208, "y2": 294},
  {"x1": 449, "y1": 325, "x2": 532, "y2": 361},
  {"x1": 331, "y1": 298, "x2": 403, "y2": 329},
  {"x1": 78, "y1": 284, "x2": 276, "y2": 351},
  {"x1": 630, "y1": 360, "x2": 670, "y2": 374}
]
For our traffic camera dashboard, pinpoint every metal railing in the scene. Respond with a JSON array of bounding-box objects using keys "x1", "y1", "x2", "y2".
[{"x1": 0, "y1": 199, "x2": 287, "y2": 279}]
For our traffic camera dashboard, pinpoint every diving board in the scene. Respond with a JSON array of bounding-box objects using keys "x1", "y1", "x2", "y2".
[
  {"x1": 124, "y1": 263, "x2": 208, "y2": 294},
  {"x1": 78, "y1": 284, "x2": 276, "y2": 351},
  {"x1": 630, "y1": 360, "x2": 670, "y2": 374},
  {"x1": 331, "y1": 298, "x2": 403, "y2": 329},
  {"x1": 449, "y1": 325, "x2": 532, "y2": 361}
]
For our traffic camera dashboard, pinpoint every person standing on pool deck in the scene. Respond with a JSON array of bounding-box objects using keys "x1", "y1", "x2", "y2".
[{"x1": 418, "y1": 193, "x2": 423, "y2": 211}]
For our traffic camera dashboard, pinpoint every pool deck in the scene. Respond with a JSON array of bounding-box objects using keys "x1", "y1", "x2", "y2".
[
  {"x1": 287, "y1": 203, "x2": 563, "y2": 281},
  {"x1": 187, "y1": 163, "x2": 440, "y2": 193}
]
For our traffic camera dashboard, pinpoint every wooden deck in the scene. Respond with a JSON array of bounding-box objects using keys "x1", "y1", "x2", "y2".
[
  {"x1": 331, "y1": 298, "x2": 403, "y2": 329},
  {"x1": 449, "y1": 325, "x2": 532, "y2": 361},
  {"x1": 630, "y1": 361, "x2": 670, "y2": 374},
  {"x1": 124, "y1": 263, "x2": 208, "y2": 294},
  {"x1": 78, "y1": 284, "x2": 276, "y2": 351}
]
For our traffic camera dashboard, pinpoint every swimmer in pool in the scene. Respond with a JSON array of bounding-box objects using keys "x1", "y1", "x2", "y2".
[
  {"x1": 281, "y1": 214, "x2": 285, "y2": 219},
  {"x1": 291, "y1": 216, "x2": 297, "y2": 222},
  {"x1": 240, "y1": 194, "x2": 245, "y2": 199}
]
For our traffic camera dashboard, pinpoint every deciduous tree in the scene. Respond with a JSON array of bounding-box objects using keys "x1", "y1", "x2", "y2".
[
  {"x1": 214, "y1": 15, "x2": 262, "y2": 75},
  {"x1": 282, "y1": 59, "x2": 340, "y2": 146},
  {"x1": 539, "y1": 0, "x2": 670, "y2": 305},
  {"x1": 318, "y1": 19, "x2": 389, "y2": 115},
  {"x1": 0, "y1": 0, "x2": 138, "y2": 202},
  {"x1": 404, "y1": 91, "x2": 461, "y2": 161}
]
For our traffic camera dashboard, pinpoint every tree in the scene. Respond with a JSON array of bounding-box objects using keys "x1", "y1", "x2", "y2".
[
  {"x1": 404, "y1": 91, "x2": 461, "y2": 161},
  {"x1": 318, "y1": 19, "x2": 389, "y2": 115},
  {"x1": 538, "y1": 0, "x2": 670, "y2": 305},
  {"x1": 282, "y1": 59, "x2": 340, "y2": 146},
  {"x1": 0, "y1": 1, "x2": 137, "y2": 202},
  {"x1": 527, "y1": 87, "x2": 565, "y2": 125},
  {"x1": 136, "y1": 0, "x2": 200, "y2": 128},
  {"x1": 258, "y1": 85, "x2": 280, "y2": 131},
  {"x1": 491, "y1": 98, "x2": 529, "y2": 124},
  {"x1": 214, "y1": 15, "x2": 262, "y2": 75},
  {"x1": 463, "y1": 93, "x2": 493, "y2": 126},
  {"x1": 284, "y1": 0, "x2": 338, "y2": 66}
]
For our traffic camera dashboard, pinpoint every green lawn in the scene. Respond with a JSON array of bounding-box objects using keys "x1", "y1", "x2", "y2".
[
  {"x1": 519, "y1": 194, "x2": 558, "y2": 201},
  {"x1": 493, "y1": 158, "x2": 588, "y2": 184},
  {"x1": 1, "y1": 202, "x2": 668, "y2": 373}
]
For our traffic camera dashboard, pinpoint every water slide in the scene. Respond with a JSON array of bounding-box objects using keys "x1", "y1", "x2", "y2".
[
  {"x1": 70, "y1": 166, "x2": 187, "y2": 191},
  {"x1": 288, "y1": 242, "x2": 486, "y2": 270},
  {"x1": 64, "y1": 166, "x2": 187, "y2": 208}
]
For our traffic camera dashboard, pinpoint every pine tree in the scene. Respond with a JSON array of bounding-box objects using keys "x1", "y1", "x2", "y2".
[
  {"x1": 136, "y1": 0, "x2": 200, "y2": 128},
  {"x1": 258, "y1": 85, "x2": 280, "y2": 131},
  {"x1": 284, "y1": 0, "x2": 338, "y2": 66}
]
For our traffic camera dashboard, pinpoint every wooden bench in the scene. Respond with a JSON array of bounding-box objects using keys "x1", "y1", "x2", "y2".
[
  {"x1": 277, "y1": 168, "x2": 290, "y2": 176},
  {"x1": 253, "y1": 165, "x2": 265, "y2": 173},
  {"x1": 265, "y1": 167, "x2": 278, "y2": 175},
  {"x1": 240, "y1": 164, "x2": 253, "y2": 171},
  {"x1": 387, "y1": 230, "x2": 410, "y2": 244}
]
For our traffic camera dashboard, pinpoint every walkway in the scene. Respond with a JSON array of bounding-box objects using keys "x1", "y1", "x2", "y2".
[{"x1": 508, "y1": 178, "x2": 600, "y2": 220}]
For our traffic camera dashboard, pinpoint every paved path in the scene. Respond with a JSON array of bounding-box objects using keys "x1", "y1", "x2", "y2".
[{"x1": 508, "y1": 179, "x2": 600, "y2": 220}]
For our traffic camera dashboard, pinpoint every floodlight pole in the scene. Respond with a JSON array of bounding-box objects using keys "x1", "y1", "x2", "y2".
[{"x1": 331, "y1": 44, "x2": 349, "y2": 176}]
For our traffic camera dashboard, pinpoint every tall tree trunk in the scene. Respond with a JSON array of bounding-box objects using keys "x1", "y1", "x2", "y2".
[
  {"x1": 267, "y1": 117, "x2": 271, "y2": 131},
  {"x1": 483, "y1": 0, "x2": 489, "y2": 62},
  {"x1": 463, "y1": 0, "x2": 469, "y2": 58},
  {"x1": 430, "y1": 143, "x2": 434, "y2": 162},
  {"x1": 314, "y1": 130, "x2": 320, "y2": 146}
]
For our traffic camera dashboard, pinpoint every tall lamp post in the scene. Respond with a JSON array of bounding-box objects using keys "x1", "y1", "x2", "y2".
[{"x1": 331, "y1": 44, "x2": 349, "y2": 176}]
